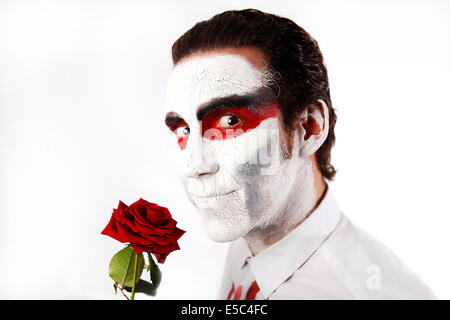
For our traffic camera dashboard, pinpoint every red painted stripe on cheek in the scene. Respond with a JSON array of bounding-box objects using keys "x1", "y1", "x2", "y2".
[
  {"x1": 169, "y1": 120, "x2": 189, "y2": 150},
  {"x1": 201, "y1": 103, "x2": 279, "y2": 141},
  {"x1": 178, "y1": 136, "x2": 188, "y2": 150}
]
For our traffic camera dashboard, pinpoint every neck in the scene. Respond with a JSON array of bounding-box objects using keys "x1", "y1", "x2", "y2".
[{"x1": 243, "y1": 156, "x2": 326, "y2": 256}]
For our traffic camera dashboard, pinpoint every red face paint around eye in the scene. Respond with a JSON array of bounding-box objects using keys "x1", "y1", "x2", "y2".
[
  {"x1": 178, "y1": 136, "x2": 188, "y2": 150},
  {"x1": 171, "y1": 103, "x2": 279, "y2": 150},
  {"x1": 170, "y1": 120, "x2": 189, "y2": 150},
  {"x1": 201, "y1": 103, "x2": 279, "y2": 141}
]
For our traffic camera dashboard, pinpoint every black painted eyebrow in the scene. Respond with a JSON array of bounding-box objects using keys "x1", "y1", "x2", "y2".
[
  {"x1": 196, "y1": 87, "x2": 276, "y2": 121},
  {"x1": 165, "y1": 112, "x2": 185, "y2": 129}
]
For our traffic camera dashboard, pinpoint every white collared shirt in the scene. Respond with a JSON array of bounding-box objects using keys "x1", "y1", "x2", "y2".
[{"x1": 218, "y1": 186, "x2": 436, "y2": 299}]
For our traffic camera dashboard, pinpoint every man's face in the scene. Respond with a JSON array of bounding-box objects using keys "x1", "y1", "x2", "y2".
[{"x1": 165, "y1": 48, "x2": 316, "y2": 242}]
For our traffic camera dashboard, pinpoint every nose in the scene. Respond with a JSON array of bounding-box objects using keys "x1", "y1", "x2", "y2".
[{"x1": 180, "y1": 134, "x2": 219, "y2": 178}]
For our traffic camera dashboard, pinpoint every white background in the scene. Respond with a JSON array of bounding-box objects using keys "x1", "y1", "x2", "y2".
[{"x1": 1, "y1": 0, "x2": 449, "y2": 299}]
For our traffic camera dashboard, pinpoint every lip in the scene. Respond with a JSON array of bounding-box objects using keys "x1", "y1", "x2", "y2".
[{"x1": 191, "y1": 189, "x2": 239, "y2": 199}]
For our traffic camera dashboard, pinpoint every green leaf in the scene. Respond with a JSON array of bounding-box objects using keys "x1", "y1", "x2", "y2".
[
  {"x1": 109, "y1": 245, "x2": 145, "y2": 287},
  {"x1": 124, "y1": 279, "x2": 157, "y2": 296},
  {"x1": 113, "y1": 283, "x2": 118, "y2": 295},
  {"x1": 147, "y1": 252, "x2": 162, "y2": 289}
]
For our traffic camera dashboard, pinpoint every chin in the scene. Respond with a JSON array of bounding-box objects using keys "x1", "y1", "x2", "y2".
[
  {"x1": 202, "y1": 214, "x2": 251, "y2": 242},
  {"x1": 191, "y1": 194, "x2": 253, "y2": 242}
]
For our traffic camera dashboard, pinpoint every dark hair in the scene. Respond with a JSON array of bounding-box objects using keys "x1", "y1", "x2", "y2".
[{"x1": 171, "y1": 9, "x2": 337, "y2": 180}]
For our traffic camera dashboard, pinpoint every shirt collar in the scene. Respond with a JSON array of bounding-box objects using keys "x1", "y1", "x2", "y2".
[{"x1": 236, "y1": 185, "x2": 342, "y2": 298}]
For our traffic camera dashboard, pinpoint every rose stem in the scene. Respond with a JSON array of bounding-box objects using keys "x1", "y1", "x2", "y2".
[
  {"x1": 114, "y1": 281, "x2": 130, "y2": 300},
  {"x1": 130, "y1": 253, "x2": 139, "y2": 300}
]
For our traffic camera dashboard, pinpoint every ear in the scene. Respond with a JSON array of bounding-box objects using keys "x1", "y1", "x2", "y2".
[{"x1": 297, "y1": 99, "x2": 329, "y2": 157}]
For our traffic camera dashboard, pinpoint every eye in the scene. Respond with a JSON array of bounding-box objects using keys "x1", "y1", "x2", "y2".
[
  {"x1": 217, "y1": 114, "x2": 241, "y2": 128},
  {"x1": 173, "y1": 124, "x2": 189, "y2": 150},
  {"x1": 175, "y1": 126, "x2": 190, "y2": 138}
]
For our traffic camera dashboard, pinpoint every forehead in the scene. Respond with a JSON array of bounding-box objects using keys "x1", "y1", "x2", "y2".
[{"x1": 165, "y1": 54, "x2": 269, "y2": 115}]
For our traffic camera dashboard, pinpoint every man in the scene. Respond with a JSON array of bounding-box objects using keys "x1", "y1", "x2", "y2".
[{"x1": 164, "y1": 9, "x2": 435, "y2": 299}]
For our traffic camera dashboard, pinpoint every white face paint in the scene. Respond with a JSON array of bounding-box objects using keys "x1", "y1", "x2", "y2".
[{"x1": 165, "y1": 53, "x2": 318, "y2": 247}]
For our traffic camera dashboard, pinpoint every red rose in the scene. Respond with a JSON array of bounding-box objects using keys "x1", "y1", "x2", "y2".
[{"x1": 101, "y1": 198, "x2": 185, "y2": 263}]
